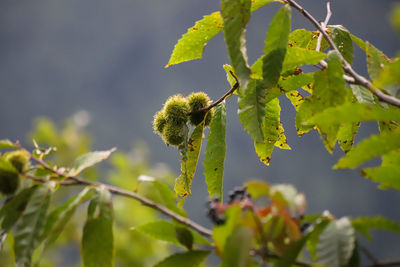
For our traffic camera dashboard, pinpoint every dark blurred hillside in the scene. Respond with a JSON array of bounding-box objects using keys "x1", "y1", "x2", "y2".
[{"x1": 1, "y1": 0, "x2": 399, "y2": 260}]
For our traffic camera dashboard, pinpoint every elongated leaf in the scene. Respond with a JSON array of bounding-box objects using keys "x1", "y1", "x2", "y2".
[
  {"x1": 261, "y1": 5, "x2": 291, "y2": 88},
  {"x1": 41, "y1": 187, "x2": 93, "y2": 248},
  {"x1": 350, "y1": 85, "x2": 374, "y2": 104},
  {"x1": 221, "y1": 226, "x2": 253, "y2": 267},
  {"x1": 238, "y1": 79, "x2": 266, "y2": 143},
  {"x1": 275, "y1": 233, "x2": 309, "y2": 267},
  {"x1": 316, "y1": 217, "x2": 355, "y2": 267},
  {"x1": 296, "y1": 51, "x2": 347, "y2": 151},
  {"x1": 0, "y1": 139, "x2": 18, "y2": 149},
  {"x1": 154, "y1": 250, "x2": 210, "y2": 267},
  {"x1": 70, "y1": 148, "x2": 116, "y2": 175},
  {"x1": 275, "y1": 122, "x2": 291, "y2": 150},
  {"x1": 308, "y1": 103, "x2": 400, "y2": 129},
  {"x1": 213, "y1": 206, "x2": 242, "y2": 252},
  {"x1": 221, "y1": 0, "x2": 251, "y2": 86},
  {"x1": 335, "y1": 131, "x2": 400, "y2": 169},
  {"x1": 166, "y1": 0, "x2": 276, "y2": 67},
  {"x1": 285, "y1": 90, "x2": 305, "y2": 111},
  {"x1": 133, "y1": 220, "x2": 210, "y2": 246},
  {"x1": 204, "y1": 102, "x2": 227, "y2": 198},
  {"x1": 254, "y1": 98, "x2": 280, "y2": 165},
  {"x1": 0, "y1": 186, "x2": 37, "y2": 232},
  {"x1": 82, "y1": 187, "x2": 114, "y2": 267},
  {"x1": 166, "y1": 12, "x2": 223, "y2": 67},
  {"x1": 305, "y1": 218, "x2": 331, "y2": 260},
  {"x1": 175, "y1": 122, "x2": 205, "y2": 197},
  {"x1": 362, "y1": 166, "x2": 400, "y2": 190},
  {"x1": 14, "y1": 182, "x2": 55, "y2": 267},
  {"x1": 352, "y1": 216, "x2": 400, "y2": 241},
  {"x1": 329, "y1": 25, "x2": 353, "y2": 64}
]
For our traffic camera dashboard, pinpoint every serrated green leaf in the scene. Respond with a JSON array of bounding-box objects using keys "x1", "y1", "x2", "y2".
[
  {"x1": 154, "y1": 250, "x2": 210, "y2": 267},
  {"x1": 166, "y1": 0, "x2": 276, "y2": 67},
  {"x1": 352, "y1": 216, "x2": 400, "y2": 241},
  {"x1": 329, "y1": 25, "x2": 354, "y2": 64},
  {"x1": 245, "y1": 180, "x2": 270, "y2": 199},
  {"x1": 41, "y1": 187, "x2": 93, "y2": 248},
  {"x1": 221, "y1": 226, "x2": 253, "y2": 267},
  {"x1": 282, "y1": 47, "x2": 326, "y2": 71},
  {"x1": 166, "y1": 12, "x2": 223, "y2": 67},
  {"x1": 335, "y1": 131, "x2": 400, "y2": 169},
  {"x1": 254, "y1": 98, "x2": 280, "y2": 165},
  {"x1": 296, "y1": 51, "x2": 347, "y2": 151},
  {"x1": 221, "y1": 0, "x2": 251, "y2": 86},
  {"x1": 308, "y1": 103, "x2": 400, "y2": 130},
  {"x1": 362, "y1": 166, "x2": 400, "y2": 190},
  {"x1": 69, "y1": 148, "x2": 116, "y2": 176},
  {"x1": 350, "y1": 85, "x2": 374, "y2": 104},
  {"x1": 0, "y1": 139, "x2": 18, "y2": 149},
  {"x1": 175, "y1": 122, "x2": 205, "y2": 198},
  {"x1": 0, "y1": 186, "x2": 37, "y2": 233},
  {"x1": 204, "y1": 102, "x2": 226, "y2": 199},
  {"x1": 134, "y1": 220, "x2": 211, "y2": 247},
  {"x1": 82, "y1": 187, "x2": 114, "y2": 267},
  {"x1": 261, "y1": 5, "x2": 291, "y2": 88},
  {"x1": 316, "y1": 217, "x2": 355, "y2": 267},
  {"x1": 238, "y1": 79, "x2": 266, "y2": 143},
  {"x1": 14, "y1": 182, "x2": 55, "y2": 267}
]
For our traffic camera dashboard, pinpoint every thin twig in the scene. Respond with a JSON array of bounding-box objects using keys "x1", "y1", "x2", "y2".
[
  {"x1": 285, "y1": 0, "x2": 400, "y2": 107},
  {"x1": 18, "y1": 144, "x2": 213, "y2": 237},
  {"x1": 190, "y1": 71, "x2": 239, "y2": 114},
  {"x1": 315, "y1": 2, "x2": 331, "y2": 52}
]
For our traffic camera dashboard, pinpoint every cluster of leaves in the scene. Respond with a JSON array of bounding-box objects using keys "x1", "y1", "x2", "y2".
[
  {"x1": 0, "y1": 117, "x2": 178, "y2": 267},
  {"x1": 1, "y1": 0, "x2": 400, "y2": 266}
]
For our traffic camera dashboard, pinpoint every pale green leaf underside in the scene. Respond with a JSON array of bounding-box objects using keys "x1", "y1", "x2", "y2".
[
  {"x1": 204, "y1": 102, "x2": 227, "y2": 198},
  {"x1": 70, "y1": 148, "x2": 116, "y2": 175},
  {"x1": 350, "y1": 84, "x2": 374, "y2": 104},
  {"x1": 316, "y1": 217, "x2": 355, "y2": 267}
]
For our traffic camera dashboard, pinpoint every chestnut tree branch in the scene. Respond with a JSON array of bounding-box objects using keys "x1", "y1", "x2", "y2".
[
  {"x1": 285, "y1": 0, "x2": 400, "y2": 107},
  {"x1": 17, "y1": 144, "x2": 213, "y2": 237}
]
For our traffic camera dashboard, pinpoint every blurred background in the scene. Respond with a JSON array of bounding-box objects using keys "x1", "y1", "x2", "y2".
[{"x1": 0, "y1": 0, "x2": 399, "y2": 264}]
